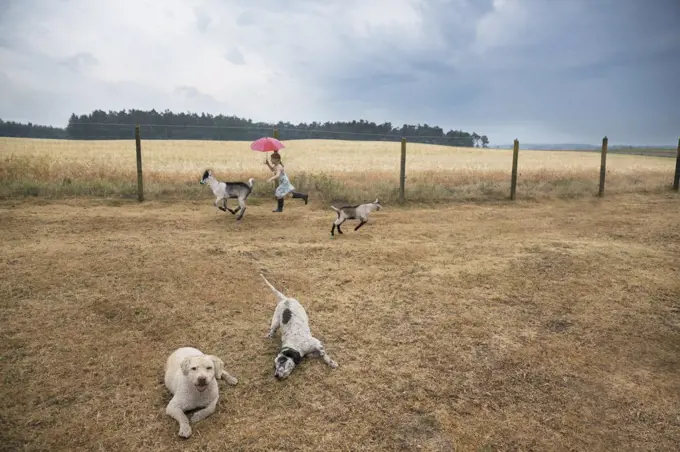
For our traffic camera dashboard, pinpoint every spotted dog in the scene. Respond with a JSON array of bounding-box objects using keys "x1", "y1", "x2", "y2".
[{"x1": 260, "y1": 274, "x2": 338, "y2": 380}]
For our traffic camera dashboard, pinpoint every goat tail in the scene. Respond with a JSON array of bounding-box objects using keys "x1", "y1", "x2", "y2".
[
  {"x1": 260, "y1": 273, "x2": 287, "y2": 302},
  {"x1": 247, "y1": 178, "x2": 255, "y2": 187}
]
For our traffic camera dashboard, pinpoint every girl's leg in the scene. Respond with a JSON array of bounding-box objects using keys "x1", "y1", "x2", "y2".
[
  {"x1": 291, "y1": 191, "x2": 309, "y2": 205},
  {"x1": 273, "y1": 196, "x2": 284, "y2": 212}
]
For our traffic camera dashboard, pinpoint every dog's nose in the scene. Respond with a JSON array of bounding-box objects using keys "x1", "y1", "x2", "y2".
[{"x1": 198, "y1": 377, "x2": 207, "y2": 385}]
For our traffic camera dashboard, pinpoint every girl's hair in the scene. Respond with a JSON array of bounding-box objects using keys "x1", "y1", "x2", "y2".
[{"x1": 271, "y1": 152, "x2": 283, "y2": 166}]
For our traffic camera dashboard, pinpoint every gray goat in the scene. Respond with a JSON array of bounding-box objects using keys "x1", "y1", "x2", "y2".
[
  {"x1": 200, "y1": 169, "x2": 254, "y2": 221},
  {"x1": 330, "y1": 198, "x2": 382, "y2": 237}
]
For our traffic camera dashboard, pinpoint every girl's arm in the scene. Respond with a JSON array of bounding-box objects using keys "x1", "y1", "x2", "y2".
[
  {"x1": 266, "y1": 166, "x2": 282, "y2": 183},
  {"x1": 264, "y1": 157, "x2": 274, "y2": 171}
]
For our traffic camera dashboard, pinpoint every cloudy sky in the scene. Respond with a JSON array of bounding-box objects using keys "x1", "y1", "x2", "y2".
[{"x1": 1, "y1": 0, "x2": 679, "y2": 145}]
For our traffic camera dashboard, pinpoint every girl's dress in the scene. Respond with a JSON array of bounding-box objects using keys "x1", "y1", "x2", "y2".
[{"x1": 275, "y1": 167, "x2": 295, "y2": 199}]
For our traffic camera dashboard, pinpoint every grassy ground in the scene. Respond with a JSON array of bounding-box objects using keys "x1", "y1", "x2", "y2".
[
  {"x1": 1, "y1": 192, "x2": 679, "y2": 451},
  {"x1": 1, "y1": 138, "x2": 676, "y2": 203}
]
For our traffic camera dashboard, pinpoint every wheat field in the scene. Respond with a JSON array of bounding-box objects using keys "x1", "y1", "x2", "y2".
[{"x1": 0, "y1": 137, "x2": 675, "y2": 202}]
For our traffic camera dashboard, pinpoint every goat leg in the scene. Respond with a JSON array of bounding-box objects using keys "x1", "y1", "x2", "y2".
[
  {"x1": 236, "y1": 207, "x2": 246, "y2": 220},
  {"x1": 236, "y1": 199, "x2": 246, "y2": 220},
  {"x1": 224, "y1": 199, "x2": 239, "y2": 215},
  {"x1": 215, "y1": 198, "x2": 227, "y2": 212},
  {"x1": 354, "y1": 220, "x2": 367, "y2": 231}
]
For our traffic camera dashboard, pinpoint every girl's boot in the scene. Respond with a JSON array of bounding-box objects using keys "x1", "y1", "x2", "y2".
[
  {"x1": 291, "y1": 191, "x2": 309, "y2": 205},
  {"x1": 273, "y1": 198, "x2": 284, "y2": 212}
]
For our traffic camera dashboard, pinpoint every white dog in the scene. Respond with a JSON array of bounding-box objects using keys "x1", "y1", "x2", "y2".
[
  {"x1": 261, "y1": 274, "x2": 338, "y2": 380},
  {"x1": 164, "y1": 347, "x2": 238, "y2": 438}
]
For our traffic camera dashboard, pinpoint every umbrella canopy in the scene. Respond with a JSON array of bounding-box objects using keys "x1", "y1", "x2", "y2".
[{"x1": 250, "y1": 137, "x2": 285, "y2": 152}]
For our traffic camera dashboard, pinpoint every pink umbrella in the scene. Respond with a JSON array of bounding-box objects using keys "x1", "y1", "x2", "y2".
[{"x1": 250, "y1": 137, "x2": 285, "y2": 152}]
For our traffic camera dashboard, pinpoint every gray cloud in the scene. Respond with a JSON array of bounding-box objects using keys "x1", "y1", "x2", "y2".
[
  {"x1": 0, "y1": 0, "x2": 679, "y2": 145},
  {"x1": 235, "y1": 10, "x2": 257, "y2": 27},
  {"x1": 194, "y1": 7, "x2": 211, "y2": 33},
  {"x1": 224, "y1": 47, "x2": 246, "y2": 65},
  {"x1": 59, "y1": 52, "x2": 98, "y2": 72}
]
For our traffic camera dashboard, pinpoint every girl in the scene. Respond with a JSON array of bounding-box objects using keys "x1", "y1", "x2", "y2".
[{"x1": 265, "y1": 151, "x2": 308, "y2": 212}]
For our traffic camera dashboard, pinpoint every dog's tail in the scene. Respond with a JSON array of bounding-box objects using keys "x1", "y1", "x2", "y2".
[{"x1": 260, "y1": 273, "x2": 287, "y2": 302}]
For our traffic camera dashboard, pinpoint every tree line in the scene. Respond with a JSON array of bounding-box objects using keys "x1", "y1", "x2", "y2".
[
  {"x1": 0, "y1": 118, "x2": 69, "y2": 139},
  {"x1": 1, "y1": 109, "x2": 490, "y2": 147}
]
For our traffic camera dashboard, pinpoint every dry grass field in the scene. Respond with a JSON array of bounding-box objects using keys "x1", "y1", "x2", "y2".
[
  {"x1": 1, "y1": 191, "x2": 679, "y2": 451},
  {"x1": 1, "y1": 137, "x2": 675, "y2": 203}
]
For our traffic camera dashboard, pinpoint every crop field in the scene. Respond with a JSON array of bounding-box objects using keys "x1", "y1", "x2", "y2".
[
  {"x1": 0, "y1": 137, "x2": 675, "y2": 203},
  {"x1": 1, "y1": 189, "x2": 679, "y2": 451}
]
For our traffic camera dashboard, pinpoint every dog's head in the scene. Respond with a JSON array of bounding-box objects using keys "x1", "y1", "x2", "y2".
[
  {"x1": 200, "y1": 169, "x2": 212, "y2": 185},
  {"x1": 273, "y1": 347, "x2": 302, "y2": 380},
  {"x1": 180, "y1": 355, "x2": 220, "y2": 391}
]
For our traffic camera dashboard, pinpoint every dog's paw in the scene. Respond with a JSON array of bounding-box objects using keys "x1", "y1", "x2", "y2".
[
  {"x1": 329, "y1": 360, "x2": 339, "y2": 369},
  {"x1": 178, "y1": 424, "x2": 192, "y2": 439},
  {"x1": 263, "y1": 332, "x2": 273, "y2": 339},
  {"x1": 226, "y1": 375, "x2": 238, "y2": 385}
]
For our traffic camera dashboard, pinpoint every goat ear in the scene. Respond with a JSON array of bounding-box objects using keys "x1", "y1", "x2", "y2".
[
  {"x1": 208, "y1": 355, "x2": 225, "y2": 379},
  {"x1": 180, "y1": 357, "x2": 192, "y2": 376}
]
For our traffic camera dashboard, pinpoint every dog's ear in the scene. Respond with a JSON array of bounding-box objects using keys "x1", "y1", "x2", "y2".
[
  {"x1": 180, "y1": 357, "x2": 192, "y2": 376},
  {"x1": 208, "y1": 355, "x2": 225, "y2": 379}
]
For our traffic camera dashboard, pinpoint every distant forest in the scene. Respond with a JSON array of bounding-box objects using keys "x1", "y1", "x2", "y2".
[{"x1": 0, "y1": 110, "x2": 490, "y2": 147}]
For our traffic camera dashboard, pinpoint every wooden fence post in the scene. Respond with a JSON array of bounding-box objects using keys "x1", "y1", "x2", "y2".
[
  {"x1": 510, "y1": 138, "x2": 519, "y2": 200},
  {"x1": 135, "y1": 125, "x2": 144, "y2": 202},
  {"x1": 272, "y1": 128, "x2": 280, "y2": 193},
  {"x1": 673, "y1": 137, "x2": 680, "y2": 191},
  {"x1": 399, "y1": 137, "x2": 407, "y2": 203},
  {"x1": 598, "y1": 136, "x2": 608, "y2": 197}
]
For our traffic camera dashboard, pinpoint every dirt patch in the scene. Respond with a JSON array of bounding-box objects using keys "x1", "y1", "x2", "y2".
[{"x1": 1, "y1": 193, "x2": 679, "y2": 451}]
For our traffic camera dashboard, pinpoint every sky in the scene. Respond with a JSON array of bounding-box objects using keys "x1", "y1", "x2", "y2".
[{"x1": 1, "y1": 0, "x2": 679, "y2": 146}]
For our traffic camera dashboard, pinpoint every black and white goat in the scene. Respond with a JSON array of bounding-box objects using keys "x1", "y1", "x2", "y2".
[
  {"x1": 330, "y1": 198, "x2": 382, "y2": 237},
  {"x1": 200, "y1": 169, "x2": 254, "y2": 221}
]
